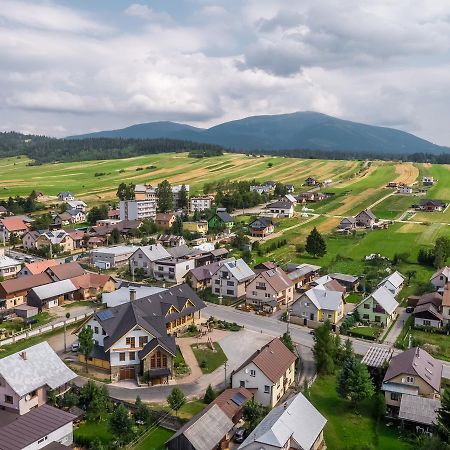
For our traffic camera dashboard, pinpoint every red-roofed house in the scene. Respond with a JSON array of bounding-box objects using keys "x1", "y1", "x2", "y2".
[
  {"x1": 18, "y1": 259, "x2": 58, "y2": 277},
  {"x1": 71, "y1": 273, "x2": 116, "y2": 300},
  {"x1": 0, "y1": 217, "x2": 29, "y2": 241}
]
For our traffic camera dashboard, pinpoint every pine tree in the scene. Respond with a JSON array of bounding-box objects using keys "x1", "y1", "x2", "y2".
[
  {"x1": 157, "y1": 180, "x2": 173, "y2": 212},
  {"x1": 167, "y1": 387, "x2": 186, "y2": 416},
  {"x1": 305, "y1": 227, "x2": 327, "y2": 257},
  {"x1": 436, "y1": 387, "x2": 450, "y2": 442},
  {"x1": 109, "y1": 404, "x2": 133, "y2": 444},
  {"x1": 179, "y1": 184, "x2": 188, "y2": 210},
  {"x1": 134, "y1": 396, "x2": 151, "y2": 425},
  {"x1": 203, "y1": 384, "x2": 216, "y2": 404},
  {"x1": 312, "y1": 321, "x2": 336, "y2": 374}
]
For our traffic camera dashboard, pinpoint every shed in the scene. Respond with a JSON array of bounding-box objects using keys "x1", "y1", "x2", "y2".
[{"x1": 13, "y1": 304, "x2": 38, "y2": 319}]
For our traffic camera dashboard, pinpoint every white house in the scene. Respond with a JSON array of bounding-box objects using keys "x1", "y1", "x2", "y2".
[
  {"x1": 119, "y1": 199, "x2": 157, "y2": 221},
  {"x1": 58, "y1": 192, "x2": 74, "y2": 201},
  {"x1": 0, "y1": 252, "x2": 21, "y2": 279},
  {"x1": 189, "y1": 195, "x2": 214, "y2": 212},
  {"x1": 422, "y1": 176, "x2": 435, "y2": 186},
  {"x1": 377, "y1": 271, "x2": 405, "y2": 297},
  {"x1": 211, "y1": 258, "x2": 255, "y2": 298},
  {"x1": 153, "y1": 257, "x2": 196, "y2": 284},
  {"x1": 267, "y1": 201, "x2": 294, "y2": 218},
  {"x1": 231, "y1": 338, "x2": 296, "y2": 407},
  {"x1": 355, "y1": 209, "x2": 377, "y2": 227},
  {"x1": 129, "y1": 244, "x2": 172, "y2": 277},
  {"x1": 91, "y1": 245, "x2": 140, "y2": 268},
  {"x1": 431, "y1": 267, "x2": 450, "y2": 291},
  {"x1": 399, "y1": 186, "x2": 413, "y2": 194},
  {"x1": 66, "y1": 200, "x2": 87, "y2": 212}
]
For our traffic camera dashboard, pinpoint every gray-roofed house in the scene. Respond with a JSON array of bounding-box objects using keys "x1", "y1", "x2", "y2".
[
  {"x1": 102, "y1": 283, "x2": 167, "y2": 308},
  {"x1": 248, "y1": 217, "x2": 275, "y2": 238},
  {"x1": 361, "y1": 346, "x2": 393, "y2": 369},
  {"x1": 185, "y1": 258, "x2": 234, "y2": 291},
  {"x1": 356, "y1": 286, "x2": 399, "y2": 327},
  {"x1": 382, "y1": 347, "x2": 442, "y2": 418},
  {"x1": 267, "y1": 201, "x2": 294, "y2": 218},
  {"x1": 27, "y1": 279, "x2": 78, "y2": 309},
  {"x1": 0, "y1": 342, "x2": 76, "y2": 415},
  {"x1": 208, "y1": 208, "x2": 234, "y2": 230},
  {"x1": 286, "y1": 263, "x2": 321, "y2": 290},
  {"x1": 377, "y1": 270, "x2": 405, "y2": 297},
  {"x1": 329, "y1": 273, "x2": 360, "y2": 291},
  {"x1": 398, "y1": 394, "x2": 441, "y2": 430},
  {"x1": 431, "y1": 266, "x2": 450, "y2": 290},
  {"x1": 91, "y1": 245, "x2": 140, "y2": 268},
  {"x1": 355, "y1": 209, "x2": 377, "y2": 227},
  {"x1": 211, "y1": 258, "x2": 255, "y2": 298},
  {"x1": 79, "y1": 283, "x2": 206, "y2": 383},
  {"x1": 166, "y1": 404, "x2": 234, "y2": 450},
  {"x1": 237, "y1": 393, "x2": 327, "y2": 450},
  {"x1": 338, "y1": 217, "x2": 357, "y2": 230},
  {"x1": 129, "y1": 244, "x2": 172, "y2": 277}
]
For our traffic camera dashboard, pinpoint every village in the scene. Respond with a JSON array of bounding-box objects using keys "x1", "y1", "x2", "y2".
[{"x1": 0, "y1": 171, "x2": 449, "y2": 450}]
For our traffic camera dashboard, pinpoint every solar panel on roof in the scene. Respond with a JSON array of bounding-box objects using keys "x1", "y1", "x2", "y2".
[
  {"x1": 97, "y1": 310, "x2": 113, "y2": 320},
  {"x1": 230, "y1": 392, "x2": 246, "y2": 406}
]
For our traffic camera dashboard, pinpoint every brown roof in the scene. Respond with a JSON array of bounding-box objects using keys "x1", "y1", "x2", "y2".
[
  {"x1": 155, "y1": 213, "x2": 175, "y2": 221},
  {"x1": 323, "y1": 279, "x2": 346, "y2": 294},
  {"x1": 71, "y1": 272, "x2": 114, "y2": 289},
  {"x1": 46, "y1": 262, "x2": 85, "y2": 281},
  {"x1": 384, "y1": 347, "x2": 442, "y2": 392},
  {"x1": 0, "y1": 272, "x2": 52, "y2": 294},
  {"x1": 417, "y1": 292, "x2": 443, "y2": 309},
  {"x1": 0, "y1": 217, "x2": 28, "y2": 232},
  {"x1": 413, "y1": 303, "x2": 443, "y2": 321},
  {"x1": 212, "y1": 388, "x2": 253, "y2": 420},
  {"x1": 253, "y1": 261, "x2": 277, "y2": 274},
  {"x1": 23, "y1": 259, "x2": 58, "y2": 275},
  {"x1": 108, "y1": 209, "x2": 120, "y2": 218},
  {"x1": 254, "y1": 267, "x2": 292, "y2": 293},
  {"x1": 233, "y1": 338, "x2": 297, "y2": 383},
  {"x1": 67, "y1": 230, "x2": 85, "y2": 240}
]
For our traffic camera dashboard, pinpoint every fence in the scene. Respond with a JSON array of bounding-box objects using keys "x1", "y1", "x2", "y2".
[{"x1": 0, "y1": 313, "x2": 90, "y2": 347}]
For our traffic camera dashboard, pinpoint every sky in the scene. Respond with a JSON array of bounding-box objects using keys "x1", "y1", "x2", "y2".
[{"x1": 2, "y1": 0, "x2": 450, "y2": 144}]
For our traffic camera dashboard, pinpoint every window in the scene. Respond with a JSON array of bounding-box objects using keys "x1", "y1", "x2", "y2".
[
  {"x1": 265, "y1": 293, "x2": 271, "y2": 298},
  {"x1": 363, "y1": 314, "x2": 369, "y2": 320},
  {"x1": 364, "y1": 303, "x2": 370, "y2": 309},
  {"x1": 391, "y1": 392, "x2": 400, "y2": 401},
  {"x1": 215, "y1": 288, "x2": 220, "y2": 293},
  {"x1": 252, "y1": 291, "x2": 257, "y2": 296},
  {"x1": 169, "y1": 268, "x2": 175, "y2": 273},
  {"x1": 186, "y1": 265, "x2": 190, "y2": 270},
  {"x1": 423, "y1": 320, "x2": 431, "y2": 326},
  {"x1": 4, "y1": 395, "x2": 13, "y2": 404},
  {"x1": 250, "y1": 369, "x2": 256, "y2": 377},
  {"x1": 129, "y1": 352, "x2": 136, "y2": 360},
  {"x1": 406, "y1": 376, "x2": 415, "y2": 383},
  {"x1": 240, "y1": 381, "x2": 245, "y2": 387},
  {"x1": 37, "y1": 437, "x2": 48, "y2": 444},
  {"x1": 102, "y1": 329, "x2": 106, "y2": 336},
  {"x1": 227, "y1": 281, "x2": 234, "y2": 286},
  {"x1": 375, "y1": 316, "x2": 381, "y2": 323},
  {"x1": 94, "y1": 326, "x2": 99, "y2": 334},
  {"x1": 227, "y1": 289, "x2": 234, "y2": 295},
  {"x1": 158, "y1": 266, "x2": 163, "y2": 271},
  {"x1": 119, "y1": 352, "x2": 125, "y2": 362},
  {"x1": 139, "y1": 336, "x2": 148, "y2": 347},
  {"x1": 215, "y1": 279, "x2": 220, "y2": 285},
  {"x1": 264, "y1": 385, "x2": 270, "y2": 394},
  {"x1": 126, "y1": 337, "x2": 136, "y2": 347},
  {"x1": 304, "y1": 302, "x2": 309, "y2": 307},
  {"x1": 150, "y1": 350, "x2": 167, "y2": 368}
]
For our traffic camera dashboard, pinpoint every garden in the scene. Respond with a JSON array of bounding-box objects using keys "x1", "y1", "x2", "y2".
[{"x1": 191, "y1": 341, "x2": 228, "y2": 374}]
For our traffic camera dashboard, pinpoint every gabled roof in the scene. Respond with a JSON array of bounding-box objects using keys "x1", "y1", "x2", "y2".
[
  {"x1": 419, "y1": 199, "x2": 446, "y2": 207},
  {"x1": 383, "y1": 347, "x2": 442, "y2": 392},
  {"x1": 22, "y1": 259, "x2": 58, "y2": 275},
  {"x1": 249, "y1": 217, "x2": 274, "y2": 229},
  {"x1": 378, "y1": 270, "x2": 405, "y2": 290},
  {"x1": 67, "y1": 229, "x2": 85, "y2": 241},
  {"x1": 40, "y1": 230, "x2": 71, "y2": 244},
  {"x1": 413, "y1": 303, "x2": 443, "y2": 321},
  {"x1": 356, "y1": 208, "x2": 376, "y2": 220},
  {"x1": 188, "y1": 259, "x2": 234, "y2": 282},
  {"x1": 233, "y1": 338, "x2": 296, "y2": 384},
  {"x1": 0, "y1": 255, "x2": 20, "y2": 269},
  {"x1": 286, "y1": 263, "x2": 321, "y2": 279},
  {"x1": 70, "y1": 272, "x2": 114, "y2": 290},
  {"x1": 0, "y1": 272, "x2": 52, "y2": 294},
  {"x1": 238, "y1": 393, "x2": 326, "y2": 450},
  {"x1": 215, "y1": 209, "x2": 234, "y2": 223},
  {"x1": 102, "y1": 283, "x2": 166, "y2": 308},
  {"x1": 431, "y1": 266, "x2": 450, "y2": 281},
  {"x1": 29, "y1": 279, "x2": 77, "y2": 300},
  {"x1": 212, "y1": 388, "x2": 253, "y2": 420},
  {"x1": 329, "y1": 273, "x2": 359, "y2": 283},
  {"x1": 253, "y1": 268, "x2": 292, "y2": 293},
  {"x1": 416, "y1": 292, "x2": 443, "y2": 309},
  {"x1": 46, "y1": 261, "x2": 85, "y2": 280},
  {"x1": 136, "y1": 244, "x2": 171, "y2": 262},
  {"x1": 399, "y1": 394, "x2": 441, "y2": 426},
  {"x1": 155, "y1": 212, "x2": 176, "y2": 221},
  {"x1": 214, "y1": 258, "x2": 255, "y2": 283},
  {"x1": 362, "y1": 346, "x2": 393, "y2": 368},
  {"x1": 0, "y1": 341, "x2": 76, "y2": 397},
  {"x1": 268, "y1": 201, "x2": 293, "y2": 209},
  {"x1": 368, "y1": 286, "x2": 399, "y2": 314},
  {"x1": 284, "y1": 194, "x2": 297, "y2": 203},
  {"x1": 302, "y1": 286, "x2": 343, "y2": 311},
  {"x1": 340, "y1": 217, "x2": 357, "y2": 224},
  {"x1": 0, "y1": 216, "x2": 28, "y2": 232}
]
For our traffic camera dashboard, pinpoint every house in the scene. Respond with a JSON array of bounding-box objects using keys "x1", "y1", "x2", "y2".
[
  {"x1": 310, "y1": 274, "x2": 346, "y2": 294},
  {"x1": 356, "y1": 286, "x2": 399, "y2": 327},
  {"x1": 0, "y1": 341, "x2": 76, "y2": 415},
  {"x1": 193, "y1": 247, "x2": 230, "y2": 267},
  {"x1": 413, "y1": 301, "x2": 443, "y2": 328},
  {"x1": 0, "y1": 272, "x2": 52, "y2": 309},
  {"x1": 208, "y1": 208, "x2": 234, "y2": 230},
  {"x1": 388, "y1": 181, "x2": 399, "y2": 188},
  {"x1": 305, "y1": 177, "x2": 318, "y2": 186},
  {"x1": 102, "y1": 283, "x2": 166, "y2": 308},
  {"x1": 399, "y1": 186, "x2": 413, "y2": 194},
  {"x1": 382, "y1": 347, "x2": 442, "y2": 418},
  {"x1": 67, "y1": 229, "x2": 85, "y2": 249},
  {"x1": 14, "y1": 304, "x2": 39, "y2": 319},
  {"x1": 246, "y1": 267, "x2": 294, "y2": 312},
  {"x1": 108, "y1": 208, "x2": 120, "y2": 219},
  {"x1": 431, "y1": 266, "x2": 450, "y2": 290},
  {"x1": 79, "y1": 283, "x2": 205, "y2": 383},
  {"x1": 250, "y1": 185, "x2": 272, "y2": 195},
  {"x1": 338, "y1": 217, "x2": 357, "y2": 230},
  {"x1": 264, "y1": 180, "x2": 277, "y2": 188},
  {"x1": 155, "y1": 213, "x2": 176, "y2": 229},
  {"x1": 398, "y1": 394, "x2": 441, "y2": 431},
  {"x1": 355, "y1": 209, "x2": 377, "y2": 227},
  {"x1": 36, "y1": 230, "x2": 74, "y2": 253},
  {"x1": 417, "y1": 199, "x2": 447, "y2": 212},
  {"x1": 298, "y1": 191, "x2": 317, "y2": 202},
  {"x1": 286, "y1": 263, "x2": 321, "y2": 290},
  {"x1": 54, "y1": 209, "x2": 86, "y2": 225},
  {"x1": 267, "y1": 201, "x2": 294, "y2": 218},
  {"x1": 45, "y1": 261, "x2": 86, "y2": 281},
  {"x1": 21, "y1": 230, "x2": 40, "y2": 250},
  {"x1": 238, "y1": 393, "x2": 327, "y2": 450},
  {"x1": 422, "y1": 176, "x2": 435, "y2": 186},
  {"x1": 211, "y1": 258, "x2": 255, "y2": 298},
  {"x1": 157, "y1": 234, "x2": 186, "y2": 247},
  {"x1": 291, "y1": 285, "x2": 345, "y2": 324},
  {"x1": 66, "y1": 199, "x2": 87, "y2": 212},
  {"x1": 153, "y1": 257, "x2": 196, "y2": 284},
  {"x1": 185, "y1": 259, "x2": 233, "y2": 291},
  {"x1": 249, "y1": 217, "x2": 274, "y2": 237},
  {"x1": 120, "y1": 199, "x2": 157, "y2": 221},
  {"x1": 378, "y1": 271, "x2": 405, "y2": 297},
  {"x1": 58, "y1": 191, "x2": 74, "y2": 201},
  {"x1": 183, "y1": 221, "x2": 209, "y2": 235},
  {"x1": 285, "y1": 184, "x2": 295, "y2": 193},
  {"x1": 284, "y1": 194, "x2": 297, "y2": 205},
  {"x1": 441, "y1": 284, "x2": 450, "y2": 325},
  {"x1": 190, "y1": 195, "x2": 214, "y2": 212},
  {"x1": 0, "y1": 205, "x2": 8, "y2": 216},
  {"x1": 129, "y1": 244, "x2": 171, "y2": 277},
  {"x1": 0, "y1": 216, "x2": 29, "y2": 241},
  {"x1": 0, "y1": 253, "x2": 21, "y2": 279},
  {"x1": 91, "y1": 245, "x2": 140, "y2": 268},
  {"x1": 71, "y1": 273, "x2": 116, "y2": 300},
  {"x1": 87, "y1": 236, "x2": 106, "y2": 249},
  {"x1": 329, "y1": 273, "x2": 360, "y2": 291},
  {"x1": 231, "y1": 338, "x2": 297, "y2": 407},
  {"x1": 27, "y1": 279, "x2": 78, "y2": 309}
]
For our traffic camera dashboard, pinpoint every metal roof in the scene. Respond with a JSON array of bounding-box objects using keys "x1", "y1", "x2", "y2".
[
  {"x1": 378, "y1": 270, "x2": 405, "y2": 290},
  {"x1": 382, "y1": 382, "x2": 419, "y2": 395},
  {"x1": 369, "y1": 286, "x2": 399, "y2": 315},
  {"x1": 30, "y1": 279, "x2": 77, "y2": 300},
  {"x1": 361, "y1": 346, "x2": 393, "y2": 368},
  {"x1": 399, "y1": 394, "x2": 441, "y2": 425}
]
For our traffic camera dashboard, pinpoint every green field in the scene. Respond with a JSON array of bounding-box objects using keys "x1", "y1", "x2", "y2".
[
  {"x1": 191, "y1": 342, "x2": 227, "y2": 374},
  {"x1": 372, "y1": 194, "x2": 415, "y2": 219},
  {"x1": 133, "y1": 427, "x2": 174, "y2": 450}
]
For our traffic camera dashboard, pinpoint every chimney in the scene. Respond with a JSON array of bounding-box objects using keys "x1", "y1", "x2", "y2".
[
  {"x1": 129, "y1": 288, "x2": 137, "y2": 302},
  {"x1": 20, "y1": 351, "x2": 27, "y2": 360}
]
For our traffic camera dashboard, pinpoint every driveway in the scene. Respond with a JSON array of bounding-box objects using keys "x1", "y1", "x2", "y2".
[{"x1": 383, "y1": 307, "x2": 409, "y2": 345}]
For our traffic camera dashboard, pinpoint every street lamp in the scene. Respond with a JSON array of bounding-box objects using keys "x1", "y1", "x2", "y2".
[{"x1": 63, "y1": 312, "x2": 70, "y2": 353}]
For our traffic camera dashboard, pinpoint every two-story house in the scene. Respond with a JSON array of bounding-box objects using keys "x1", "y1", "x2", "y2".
[
  {"x1": 208, "y1": 208, "x2": 234, "y2": 231},
  {"x1": 286, "y1": 263, "x2": 321, "y2": 290},
  {"x1": 377, "y1": 271, "x2": 405, "y2": 297},
  {"x1": 431, "y1": 266, "x2": 450, "y2": 291},
  {"x1": 355, "y1": 209, "x2": 377, "y2": 227},
  {"x1": 0, "y1": 216, "x2": 29, "y2": 241},
  {"x1": 231, "y1": 338, "x2": 297, "y2": 407},
  {"x1": 155, "y1": 213, "x2": 176, "y2": 229},
  {"x1": 129, "y1": 244, "x2": 171, "y2": 277},
  {"x1": 36, "y1": 230, "x2": 75, "y2": 253},
  {"x1": 245, "y1": 267, "x2": 294, "y2": 312},
  {"x1": 189, "y1": 195, "x2": 214, "y2": 212},
  {"x1": 78, "y1": 284, "x2": 205, "y2": 383},
  {"x1": 382, "y1": 347, "x2": 442, "y2": 418},
  {"x1": 153, "y1": 257, "x2": 196, "y2": 284},
  {"x1": 185, "y1": 259, "x2": 233, "y2": 291},
  {"x1": 356, "y1": 286, "x2": 399, "y2": 327},
  {"x1": 211, "y1": 259, "x2": 255, "y2": 298},
  {"x1": 0, "y1": 251, "x2": 21, "y2": 279},
  {"x1": 248, "y1": 217, "x2": 274, "y2": 238},
  {"x1": 267, "y1": 201, "x2": 294, "y2": 218},
  {"x1": 183, "y1": 221, "x2": 209, "y2": 235},
  {"x1": 0, "y1": 342, "x2": 76, "y2": 415}
]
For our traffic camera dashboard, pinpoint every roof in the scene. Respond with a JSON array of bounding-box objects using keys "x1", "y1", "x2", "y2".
[
  {"x1": 419, "y1": 198, "x2": 446, "y2": 207},
  {"x1": 398, "y1": 394, "x2": 441, "y2": 425},
  {"x1": 0, "y1": 255, "x2": 20, "y2": 269},
  {"x1": 0, "y1": 341, "x2": 76, "y2": 397},
  {"x1": 212, "y1": 388, "x2": 253, "y2": 420},
  {"x1": 286, "y1": 263, "x2": 321, "y2": 279},
  {"x1": 443, "y1": 284, "x2": 450, "y2": 307},
  {"x1": 356, "y1": 209, "x2": 376, "y2": 220},
  {"x1": 431, "y1": 266, "x2": 450, "y2": 281},
  {"x1": 239, "y1": 393, "x2": 326, "y2": 450},
  {"x1": 340, "y1": 217, "x2": 357, "y2": 224},
  {"x1": 30, "y1": 279, "x2": 77, "y2": 300},
  {"x1": 155, "y1": 212, "x2": 175, "y2": 221},
  {"x1": 0, "y1": 404, "x2": 75, "y2": 450},
  {"x1": 413, "y1": 303, "x2": 443, "y2": 321},
  {"x1": 0, "y1": 272, "x2": 52, "y2": 294},
  {"x1": 329, "y1": 273, "x2": 359, "y2": 283},
  {"x1": 361, "y1": 346, "x2": 393, "y2": 368},
  {"x1": 378, "y1": 270, "x2": 405, "y2": 290},
  {"x1": 189, "y1": 259, "x2": 234, "y2": 282},
  {"x1": 302, "y1": 286, "x2": 343, "y2": 311},
  {"x1": 382, "y1": 381, "x2": 419, "y2": 395},
  {"x1": 233, "y1": 338, "x2": 296, "y2": 384},
  {"x1": 0, "y1": 216, "x2": 28, "y2": 232},
  {"x1": 215, "y1": 258, "x2": 255, "y2": 283},
  {"x1": 135, "y1": 244, "x2": 171, "y2": 262},
  {"x1": 284, "y1": 194, "x2": 297, "y2": 203},
  {"x1": 253, "y1": 268, "x2": 292, "y2": 293},
  {"x1": 249, "y1": 217, "x2": 274, "y2": 229},
  {"x1": 67, "y1": 229, "x2": 85, "y2": 240},
  {"x1": 22, "y1": 259, "x2": 58, "y2": 275},
  {"x1": 416, "y1": 291, "x2": 443, "y2": 308},
  {"x1": 47, "y1": 261, "x2": 85, "y2": 280},
  {"x1": 39, "y1": 229, "x2": 70, "y2": 244},
  {"x1": 368, "y1": 286, "x2": 399, "y2": 315},
  {"x1": 167, "y1": 404, "x2": 233, "y2": 450},
  {"x1": 215, "y1": 209, "x2": 234, "y2": 223},
  {"x1": 383, "y1": 347, "x2": 442, "y2": 392},
  {"x1": 71, "y1": 272, "x2": 114, "y2": 290},
  {"x1": 268, "y1": 201, "x2": 293, "y2": 209},
  {"x1": 93, "y1": 245, "x2": 140, "y2": 256},
  {"x1": 102, "y1": 284, "x2": 167, "y2": 308}
]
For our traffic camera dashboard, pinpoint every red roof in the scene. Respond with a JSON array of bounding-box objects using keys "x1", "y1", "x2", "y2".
[
  {"x1": 0, "y1": 217, "x2": 28, "y2": 232},
  {"x1": 71, "y1": 272, "x2": 114, "y2": 289},
  {"x1": 23, "y1": 259, "x2": 58, "y2": 275},
  {"x1": 0, "y1": 273, "x2": 52, "y2": 294}
]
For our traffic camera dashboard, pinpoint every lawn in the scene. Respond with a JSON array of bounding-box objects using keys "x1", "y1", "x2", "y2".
[
  {"x1": 309, "y1": 375, "x2": 412, "y2": 450},
  {"x1": 133, "y1": 426, "x2": 174, "y2": 450},
  {"x1": 371, "y1": 194, "x2": 415, "y2": 219},
  {"x1": 74, "y1": 418, "x2": 113, "y2": 445},
  {"x1": 346, "y1": 292, "x2": 363, "y2": 304},
  {"x1": 149, "y1": 400, "x2": 207, "y2": 421},
  {"x1": 348, "y1": 326, "x2": 379, "y2": 340},
  {"x1": 408, "y1": 328, "x2": 450, "y2": 362},
  {"x1": 63, "y1": 300, "x2": 99, "y2": 309},
  {"x1": 191, "y1": 342, "x2": 228, "y2": 374},
  {"x1": 0, "y1": 312, "x2": 54, "y2": 332}
]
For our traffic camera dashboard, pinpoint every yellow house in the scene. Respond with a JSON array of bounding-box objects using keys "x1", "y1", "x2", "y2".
[{"x1": 183, "y1": 221, "x2": 208, "y2": 235}]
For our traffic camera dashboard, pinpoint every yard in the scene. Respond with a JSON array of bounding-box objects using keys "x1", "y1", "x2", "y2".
[
  {"x1": 346, "y1": 292, "x2": 363, "y2": 304},
  {"x1": 133, "y1": 427, "x2": 174, "y2": 450},
  {"x1": 191, "y1": 342, "x2": 228, "y2": 374},
  {"x1": 149, "y1": 399, "x2": 207, "y2": 421},
  {"x1": 0, "y1": 312, "x2": 54, "y2": 333},
  {"x1": 348, "y1": 326, "x2": 380, "y2": 340},
  {"x1": 371, "y1": 194, "x2": 415, "y2": 220},
  {"x1": 408, "y1": 328, "x2": 450, "y2": 362},
  {"x1": 74, "y1": 417, "x2": 113, "y2": 445},
  {"x1": 309, "y1": 375, "x2": 412, "y2": 450}
]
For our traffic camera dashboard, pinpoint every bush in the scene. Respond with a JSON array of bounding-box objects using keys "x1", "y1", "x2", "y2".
[
  {"x1": 187, "y1": 324, "x2": 198, "y2": 333},
  {"x1": 94, "y1": 172, "x2": 106, "y2": 177},
  {"x1": 200, "y1": 359, "x2": 207, "y2": 369}
]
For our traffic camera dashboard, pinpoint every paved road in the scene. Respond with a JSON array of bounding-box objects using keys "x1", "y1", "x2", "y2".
[{"x1": 383, "y1": 308, "x2": 409, "y2": 346}]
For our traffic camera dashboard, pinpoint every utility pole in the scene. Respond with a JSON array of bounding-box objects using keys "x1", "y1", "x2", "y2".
[
  {"x1": 286, "y1": 307, "x2": 290, "y2": 335},
  {"x1": 224, "y1": 361, "x2": 228, "y2": 388},
  {"x1": 63, "y1": 312, "x2": 70, "y2": 353}
]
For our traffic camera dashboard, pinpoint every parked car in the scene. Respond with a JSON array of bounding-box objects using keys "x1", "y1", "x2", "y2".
[
  {"x1": 234, "y1": 428, "x2": 247, "y2": 443},
  {"x1": 309, "y1": 329, "x2": 315, "y2": 335},
  {"x1": 71, "y1": 341, "x2": 79, "y2": 352},
  {"x1": 406, "y1": 306, "x2": 414, "y2": 313}
]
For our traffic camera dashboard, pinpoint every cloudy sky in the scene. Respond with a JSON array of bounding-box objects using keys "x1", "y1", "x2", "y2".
[{"x1": 2, "y1": 0, "x2": 450, "y2": 143}]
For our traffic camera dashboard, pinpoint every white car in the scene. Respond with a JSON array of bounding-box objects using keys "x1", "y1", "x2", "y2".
[{"x1": 71, "y1": 342, "x2": 79, "y2": 353}]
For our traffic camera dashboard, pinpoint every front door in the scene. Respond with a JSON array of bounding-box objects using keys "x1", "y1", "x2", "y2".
[{"x1": 119, "y1": 366, "x2": 135, "y2": 380}]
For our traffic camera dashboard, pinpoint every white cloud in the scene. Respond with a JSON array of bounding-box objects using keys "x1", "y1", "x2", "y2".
[{"x1": 124, "y1": 3, "x2": 173, "y2": 23}]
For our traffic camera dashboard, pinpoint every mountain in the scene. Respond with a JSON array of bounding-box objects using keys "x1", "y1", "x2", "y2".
[{"x1": 67, "y1": 111, "x2": 448, "y2": 155}]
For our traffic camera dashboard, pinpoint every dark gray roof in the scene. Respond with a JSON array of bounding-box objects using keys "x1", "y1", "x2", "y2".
[
  {"x1": 329, "y1": 273, "x2": 359, "y2": 283},
  {"x1": 249, "y1": 217, "x2": 274, "y2": 229},
  {"x1": 399, "y1": 394, "x2": 441, "y2": 425},
  {"x1": 413, "y1": 303, "x2": 443, "y2": 321},
  {"x1": 419, "y1": 199, "x2": 446, "y2": 207},
  {"x1": 216, "y1": 210, "x2": 234, "y2": 223},
  {"x1": 357, "y1": 209, "x2": 376, "y2": 220},
  {"x1": 268, "y1": 201, "x2": 293, "y2": 209},
  {"x1": 0, "y1": 404, "x2": 75, "y2": 450}
]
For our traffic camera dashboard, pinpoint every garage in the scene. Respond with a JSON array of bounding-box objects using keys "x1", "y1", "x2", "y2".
[{"x1": 119, "y1": 366, "x2": 135, "y2": 380}]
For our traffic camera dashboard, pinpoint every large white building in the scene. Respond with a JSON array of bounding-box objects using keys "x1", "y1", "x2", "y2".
[
  {"x1": 189, "y1": 195, "x2": 214, "y2": 212},
  {"x1": 119, "y1": 199, "x2": 157, "y2": 221}
]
